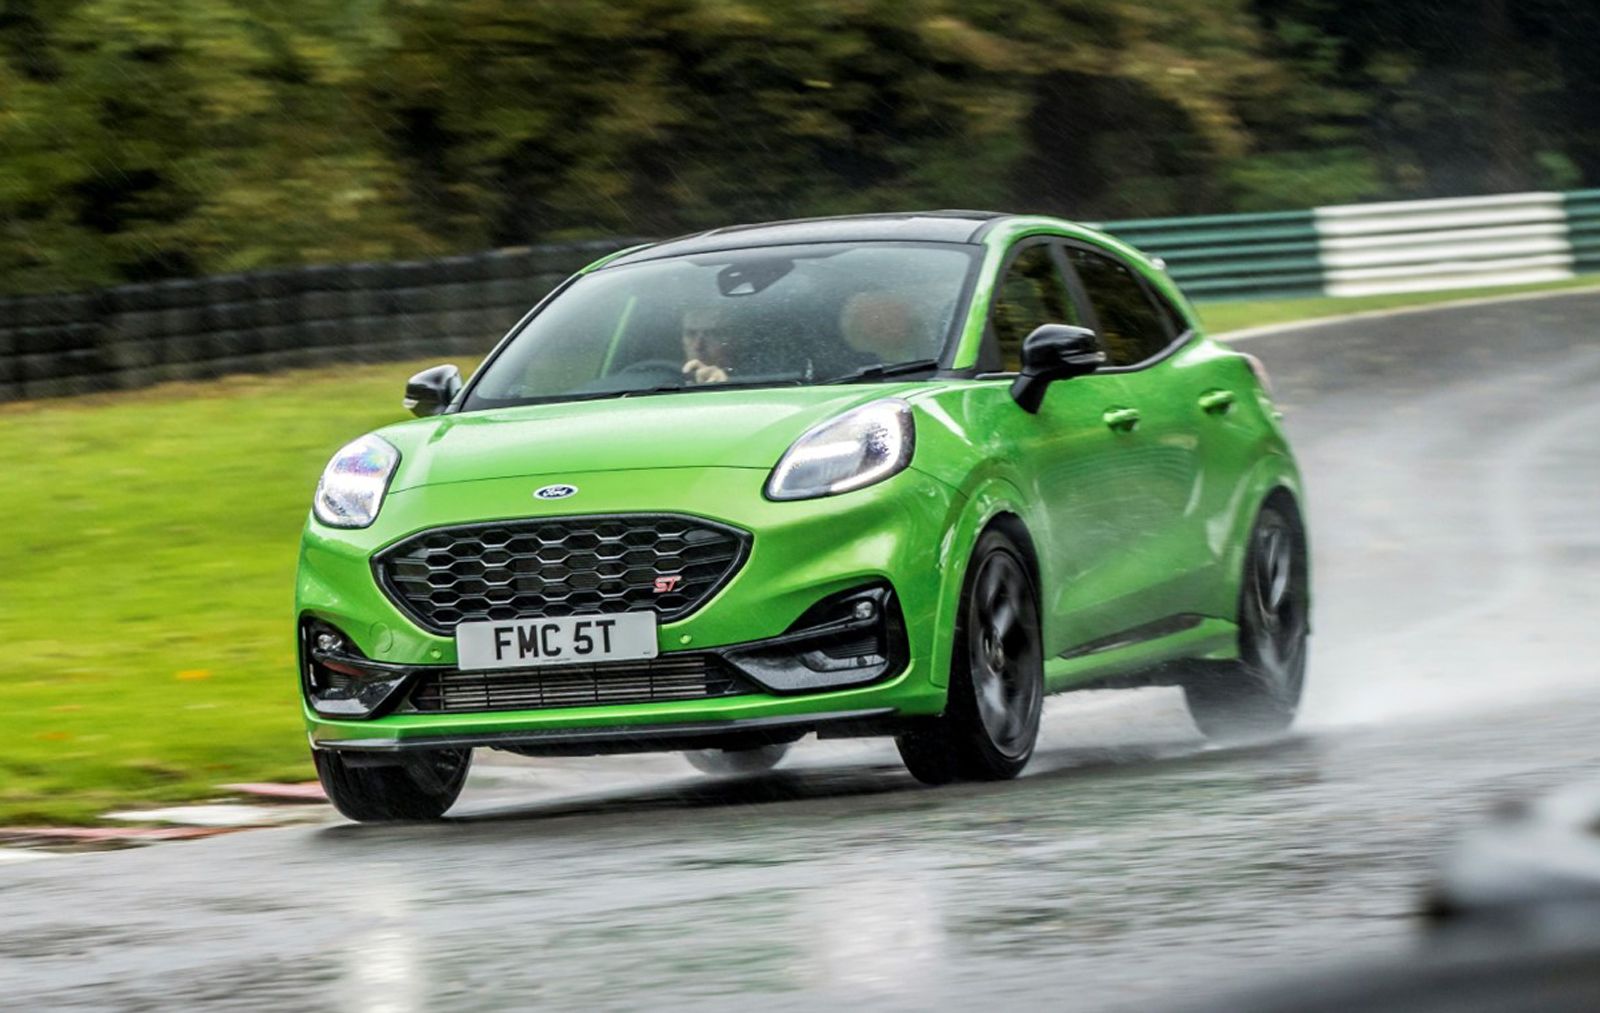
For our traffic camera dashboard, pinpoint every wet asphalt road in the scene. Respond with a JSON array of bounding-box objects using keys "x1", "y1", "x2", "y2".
[{"x1": 4, "y1": 291, "x2": 1600, "y2": 1011}]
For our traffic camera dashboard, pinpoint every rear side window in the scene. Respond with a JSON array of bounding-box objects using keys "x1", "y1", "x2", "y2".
[
  {"x1": 1066, "y1": 247, "x2": 1173, "y2": 367},
  {"x1": 1151, "y1": 288, "x2": 1191, "y2": 337},
  {"x1": 990, "y1": 244, "x2": 1081, "y2": 372}
]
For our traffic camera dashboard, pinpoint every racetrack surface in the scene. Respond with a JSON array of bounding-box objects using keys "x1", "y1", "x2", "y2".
[{"x1": 4, "y1": 292, "x2": 1600, "y2": 1010}]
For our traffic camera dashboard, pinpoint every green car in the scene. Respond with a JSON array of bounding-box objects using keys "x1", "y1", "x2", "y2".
[{"x1": 298, "y1": 212, "x2": 1309, "y2": 821}]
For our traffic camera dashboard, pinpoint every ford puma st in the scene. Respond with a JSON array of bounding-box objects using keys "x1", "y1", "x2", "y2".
[{"x1": 297, "y1": 211, "x2": 1309, "y2": 821}]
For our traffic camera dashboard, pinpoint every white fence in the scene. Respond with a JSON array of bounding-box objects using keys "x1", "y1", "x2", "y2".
[
  {"x1": 1313, "y1": 192, "x2": 1577, "y2": 298},
  {"x1": 1108, "y1": 188, "x2": 1600, "y2": 302}
]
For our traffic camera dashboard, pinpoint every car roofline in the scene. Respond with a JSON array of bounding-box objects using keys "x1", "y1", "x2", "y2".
[
  {"x1": 696, "y1": 208, "x2": 1007, "y2": 238},
  {"x1": 583, "y1": 210, "x2": 1020, "y2": 272}
]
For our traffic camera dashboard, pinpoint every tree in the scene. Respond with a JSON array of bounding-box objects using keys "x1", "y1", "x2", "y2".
[
  {"x1": 2, "y1": 0, "x2": 1597, "y2": 295},
  {"x1": 0, "y1": 0, "x2": 433, "y2": 292},
  {"x1": 1248, "y1": 0, "x2": 1589, "y2": 202}
]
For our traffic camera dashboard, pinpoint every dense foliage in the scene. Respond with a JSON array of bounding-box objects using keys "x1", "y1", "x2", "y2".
[{"x1": 1, "y1": 0, "x2": 1595, "y2": 293}]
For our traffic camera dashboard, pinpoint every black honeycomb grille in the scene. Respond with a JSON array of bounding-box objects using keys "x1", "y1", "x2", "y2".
[
  {"x1": 375, "y1": 514, "x2": 750, "y2": 634},
  {"x1": 407, "y1": 654, "x2": 751, "y2": 713}
]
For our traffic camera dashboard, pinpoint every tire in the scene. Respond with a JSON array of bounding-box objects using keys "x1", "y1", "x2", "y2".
[
  {"x1": 682, "y1": 742, "x2": 791, "y2": 775},
  {"x1": 1184, "y1": 498, "x2": 1309, "y2": 743},
  {"x1": 896, "y1": 529, "x2": 1045, "y2": 785},
  {"x1": 313, "y1": 748, "x2": 472, "y2": 822}
]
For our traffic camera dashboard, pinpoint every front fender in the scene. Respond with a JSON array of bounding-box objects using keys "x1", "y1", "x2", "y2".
[{"x1": 923, "y1": 473, "x2": 1046, "y2": 687}]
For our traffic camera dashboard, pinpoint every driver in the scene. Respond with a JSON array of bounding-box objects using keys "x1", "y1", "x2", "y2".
[{"x1": 681, "y1": 307, "x2": 733, "y2": 385}]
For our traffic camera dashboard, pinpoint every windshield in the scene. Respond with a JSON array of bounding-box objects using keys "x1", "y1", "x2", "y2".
[{"x1": 463, "y1": 241, "x2": 977, "y2": 409}]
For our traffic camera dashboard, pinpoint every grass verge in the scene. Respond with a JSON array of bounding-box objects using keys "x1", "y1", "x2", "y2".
[
  {"x1": 1197, "y1": 275, "x2": 1600, "y2": 334},
  {"x1": 1, "y1": 360, "x2": 474, "y2": 823}
]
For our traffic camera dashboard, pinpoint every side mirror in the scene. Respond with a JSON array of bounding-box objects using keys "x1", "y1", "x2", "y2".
[
  {"x1": 403, "y1": 364, "x2": 462, "y2": 417},
  {"x1": 1009, "y1": 325, "x2": 1106, "y2": 413}
]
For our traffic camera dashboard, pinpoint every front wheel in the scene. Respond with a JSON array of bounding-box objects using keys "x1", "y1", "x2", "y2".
[
  {"x1": 897, "y1": 530, "x2": 1044, "y2": 785},
  {"x1": 313, "y1": 748, "x2": 472, "y2": 822},
  {"x1": 683, "y1": 743, "x2": 791, "y2": 775},
  {"x1": 1183, "y1": 498, "x2": 1309, "y2": 743}
]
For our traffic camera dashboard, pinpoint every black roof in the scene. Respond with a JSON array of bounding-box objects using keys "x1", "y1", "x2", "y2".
[{"x1": 600, "y1": 211, "x2": 1009, "y2": 269}]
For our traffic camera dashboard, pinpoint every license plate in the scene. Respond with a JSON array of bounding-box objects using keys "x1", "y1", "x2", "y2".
[{"x1": 454, "y1": 613, "x2": 658, "y2": 671}]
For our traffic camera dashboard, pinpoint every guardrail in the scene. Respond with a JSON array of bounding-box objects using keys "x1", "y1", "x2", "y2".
[
  {"x1": 1103, "y1": 188, "x2": 1600, "y2": 302},
  {"x1": 4, "y1": 190, "x2": 1598, "y2": 403},
  {"x1": 1565, "y1": 190, "x2": 1600, "y2": 276},
  {"x1": 1102, "y1": 209, "x2": 1325, "y2": 301},
  {"x1": 1312, "y1": 192, "x2": 1574, "y2": 297},
  {"x1": 0, "y1": 241, "x2": 633, "y2": 402}
]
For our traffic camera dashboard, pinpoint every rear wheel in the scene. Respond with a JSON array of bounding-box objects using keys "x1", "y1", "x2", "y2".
[
  {"x1": 683, "y1": 743, "x2": 791, "y2": 775},
  {"x1": 1184, "y1": 498, "x2": 1309, "y2": 742},
  {"x1": 897, "y1": 530, "x2": 1044, "y2": 785},
  {"x1": 313, "y1": 748, "x2": 471, "y2": 822}
]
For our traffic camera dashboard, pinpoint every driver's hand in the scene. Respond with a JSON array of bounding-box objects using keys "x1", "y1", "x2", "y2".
[{"x1": 683, "y1": 359, "x2": 729, "y2": 385}]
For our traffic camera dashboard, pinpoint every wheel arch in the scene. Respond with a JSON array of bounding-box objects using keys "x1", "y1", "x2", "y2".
[
  {"x1": 928, "y1": 476, "x2": 1047, "y2": 688},
  {"x1": 1217, "y1": 455, "x2": 1310, "y2": 620},
  {"x1": 1260, "y1": 484, "x2": 1311, "y2": 619},
  {"x1": 985, "y1": 511, "x2": 1043, "y2": 598}
]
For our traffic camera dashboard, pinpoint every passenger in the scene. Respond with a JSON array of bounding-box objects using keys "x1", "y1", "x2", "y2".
[{"x1": 839, "y1": 291, "x2": 923, "y2": 364}]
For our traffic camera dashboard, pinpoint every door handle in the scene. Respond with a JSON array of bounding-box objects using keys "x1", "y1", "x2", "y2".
[
  {"x1": 1102, "y1": 407, "x2": 1141, "y2": 432},
  {"x1": 1198, "y1": 389, "x2": 1236, "y2": 415}
]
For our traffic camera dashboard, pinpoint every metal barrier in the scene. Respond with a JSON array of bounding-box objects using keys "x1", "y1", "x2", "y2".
[
  {"x1": 1105, "y1": 189, "x2": 1600, "y2": 302},
  {"x1": 0, "y1": 241, "x2": 635, "y2": 402},
  {"x1": 1312, "y1": 192, "x2": 1574, "y2": 297},
  {"x1": 1564, "y1": 190, "x2": 1600, "y2": 276},
  {"x1": 1101, "y1": 209, "x2": 1324, "y2": 301},
  {"x1": 5, "y1": 191, "x2": 1600, "y2": 403}
]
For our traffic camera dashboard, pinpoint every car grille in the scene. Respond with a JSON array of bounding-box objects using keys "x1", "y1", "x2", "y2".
[
  {"x1": 407, "y1": 654, "x2": 752, "y2": 713},
  {"x1": 375, "y1": 514, "x2": 750, "y2": 634}
]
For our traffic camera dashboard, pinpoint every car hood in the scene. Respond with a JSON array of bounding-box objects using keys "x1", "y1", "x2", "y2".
[{"x1": 381, "y1": 384, "x2": 924, "y2": 492}]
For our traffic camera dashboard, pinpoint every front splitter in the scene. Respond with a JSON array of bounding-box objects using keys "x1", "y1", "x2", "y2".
[{"x1": 312, "y1": 707, "x2": 902, "y2": 757}]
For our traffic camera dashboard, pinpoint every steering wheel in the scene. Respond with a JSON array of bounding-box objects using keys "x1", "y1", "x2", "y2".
[{"x1": 611, "y1": 358, "x2": 688, "y2": 384}]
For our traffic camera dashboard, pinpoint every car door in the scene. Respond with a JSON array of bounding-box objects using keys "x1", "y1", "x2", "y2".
[
  {"x1": 982, "y1": 239, "x2": 1153, "y2": 655},
  {"x1": 1059, "y1": 242, "x2": 1211, "y2": 631}
]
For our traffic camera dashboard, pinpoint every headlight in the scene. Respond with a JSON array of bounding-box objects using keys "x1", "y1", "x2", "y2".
[
  {"x1": 765, "y1": 399, "x2": 914, "y2": 501},
  {"x1": 313, "y1": 434, "x2": 400, "y2": 528}
]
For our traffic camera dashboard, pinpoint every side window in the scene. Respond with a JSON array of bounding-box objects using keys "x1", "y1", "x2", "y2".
[
  {"x1": 989, "y1": 244, "x2": 1080, "y2": 372},
  {"x1": 1065, "y1": 248, "x2": 1173, "y2": 367},
  {"x1": 1151, "y1": 288, "x2": 1191, "y2": 338}
]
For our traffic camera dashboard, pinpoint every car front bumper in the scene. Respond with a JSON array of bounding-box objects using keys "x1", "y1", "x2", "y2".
[{"x1": 297, "y1": 465, "x2": 961, "y2": 752}]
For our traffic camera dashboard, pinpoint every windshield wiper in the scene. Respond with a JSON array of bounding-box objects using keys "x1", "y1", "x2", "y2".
[
  {"x1": 617, "y1": 377, "x2": 805, "y2": 398},
  {"x1": 818, "y1": 358, "x2": 941, "y2": 385}
]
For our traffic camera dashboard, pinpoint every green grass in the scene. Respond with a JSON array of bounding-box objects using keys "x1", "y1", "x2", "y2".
[
  {"x1": 5, "y1": 273, "x2": 1600, "y2": 824},
  {"x1": 1198, "y1": 275, "x2": 1600, "y2": 334},
  {"x1": 0, "y1": 360, "x2": 473, "y2": 824}
]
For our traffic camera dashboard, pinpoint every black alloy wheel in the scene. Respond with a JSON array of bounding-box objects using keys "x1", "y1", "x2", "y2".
[
  {"x1": 897, "y1": 529, "x2": 1045, "y2": 785},
  {"x1": 683, "y1": 742, "x2": 792, "y2": 775},
  {"x1": 1184, "y1": 498, "x2": 1309, "y2": 742},
  {"x1": 314, "y1": 747, "x2": 472, "y2": 822}
]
